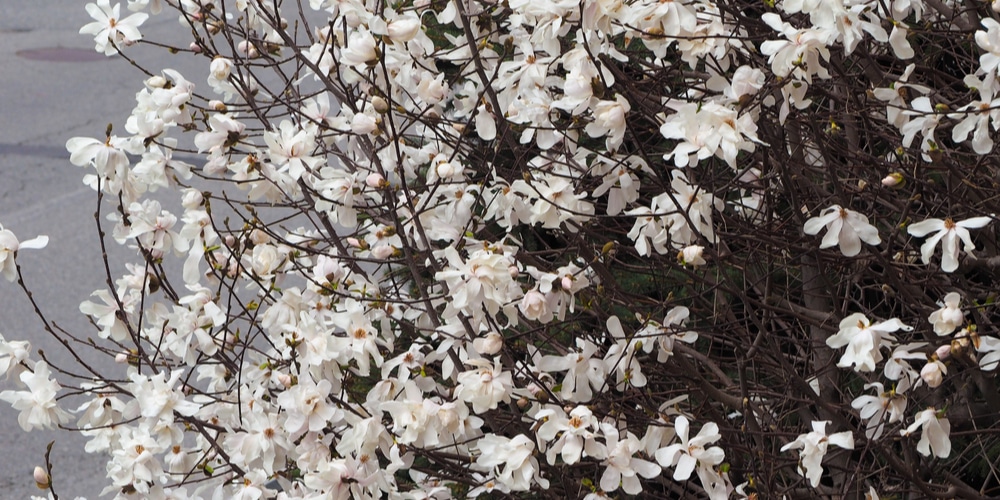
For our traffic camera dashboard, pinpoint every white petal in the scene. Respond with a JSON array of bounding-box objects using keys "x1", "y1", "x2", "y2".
[
  {"x1": 907, "y1": 219, "x2": 943, "y2": 237},
  {"x1": 17, "y1": 236, "x2": 48, "y2": 250}
]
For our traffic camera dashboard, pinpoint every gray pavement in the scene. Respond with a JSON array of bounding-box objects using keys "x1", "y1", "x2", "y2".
[{"x1": 1, "y1": 2, "x2": 206, "y2": 498}]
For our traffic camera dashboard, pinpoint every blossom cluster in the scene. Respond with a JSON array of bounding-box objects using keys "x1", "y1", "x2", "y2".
[{"x1": 4, "y1": 0, "x2": 1000, "y2": 498}]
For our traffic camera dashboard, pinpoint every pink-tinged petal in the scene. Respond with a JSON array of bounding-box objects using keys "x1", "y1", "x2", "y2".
[{"x1": 907, "y1": 218, "x2": 943, "y2": 237}]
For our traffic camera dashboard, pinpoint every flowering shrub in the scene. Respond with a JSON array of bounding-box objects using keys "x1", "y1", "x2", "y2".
[{"x1": 6, "y1": 0, "x2": 1000, "y2": 498}]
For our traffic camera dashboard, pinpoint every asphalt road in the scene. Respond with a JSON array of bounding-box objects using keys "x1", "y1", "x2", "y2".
[{"x1": 0, "y1": 2, "x2": 206, "y2": 498}]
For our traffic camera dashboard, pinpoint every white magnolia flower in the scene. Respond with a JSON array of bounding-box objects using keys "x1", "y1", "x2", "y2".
[
  {"x1": 654, "y1": 416, "x2": 725, "y2": 481},
  {"x1": 599, "y1": 424, "x2": 661, "y2": 495},
  {"x1": 0, "y1": 361, "x2": 72, "y2": 431},
  {"x1": 780, "y1": 421, "x2": 854, "y2": 487},
  {"x1": 851, "y1": 381, "x2": 908, "y2": 439},
  {"x1": 928, "y1": 292, "x2": 964, "y2": 336},
  {"x1": 902, "y1": 407, "x2": 950, "y2": 458},
  {"x1": 803, "y1": 205, "x2": 881, "y2": 257},
  {"x1": 476, "y1": 434, "x2": 546, "y2": 491},
  {"x1": 0, "y1": 225, "x2": 49, "y2": 282},
  {"x1": 827, "y1": 313, "x2": 912, "y2": 372},
  {"x1": 920, "y1": 359, "x2": 947, "y2": 388},
  {"x1": 907, "y1": 216, "x2": 992, "y2": 272},
  {"x1": 535, "y1": 406, "x2": 607, "y2": 465},
  {"x1": 80, "y1": 0, "x2": 148, "y2": 55}
]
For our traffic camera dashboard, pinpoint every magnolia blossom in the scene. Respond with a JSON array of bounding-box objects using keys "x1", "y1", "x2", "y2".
[
  {"x1": 476, "y1": 434, "x2": 546, "y2": 491},
  {"x1": 0, "y1": 225, "x2": 49, "y2": 282},
  {"x1": 780, "y1": 421, "x2": 854, "y2": 487},
  {"x1": 599, "y1": 424, "x2": 661, "y2": 495},
  {"x1": 902, "y1": 407, "x2": 951, "y2": 458},
  {"x1": 827, "y1": 313, "x2": 912, "y2": 372},
  {"x1": 454, "y1": 359, "x2": 513, "y2": 413},
  {"x1": 585, "y1": 95, "x2": 630, "y2": 151},
  {"x1": 80, "y1": 0, "x2": 148, "y2": 55},
  {"x1": 907, "y1": 216, "x2": 992, "y2": 272},
  {"x1": 928, "y1": 292, "x2": 964, "y2": 335},
  {"x1": 0, "y1": 362, "x2": 72, "y2": 432},
  {"x1": 655, "y1": 416, "x2": 725, "y2": 482},
  {"x1": 535, "y1": 406, "x2": 607, "y2": 465},
  {"x1": 803, "y1": 205, "x2": 881, "y2": 257},
  {"x1": 851, "y1": 382, "x2": 908, "y2": 439}
]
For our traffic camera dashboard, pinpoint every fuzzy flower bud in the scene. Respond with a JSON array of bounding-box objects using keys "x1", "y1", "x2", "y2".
[
  {"x1": 678, "y1": 245, "x2": 706, "y2": 267},
  {"x1": 934, "y1": 344, "x2": 952, "y2": 360},
  {"x1": 366, "y1": 173, "x2": 386, "y2": 188},
  {"x1": 372, "y1": 96, "x2": 389, "y2": 114},
  {"x1": 881, "y1": 172, "x2": 904, "y2": 188},
  {"x1": 921, "y1": 360, "x2": 946, "y2": 388},
  {"x1": 33, "y1": 467, "x2": 49, "y2": 489},
  {"x1": 387, "y1": 17, "x2": 421, "y2": 42},
  {"x1": 145, "y1": 75, "x2": 167, "y2": 88},
  {"x1": 561, "y1": 275, "x2": 574, "y2": 291}
]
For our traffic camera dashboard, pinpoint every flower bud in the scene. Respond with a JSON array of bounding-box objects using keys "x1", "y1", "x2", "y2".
[
  {"x1": 435, "y1": 161, "x2": 455, "y2": 178},
  {"x1": 372, "y1": 96, "x2": 390, "y2": 114},
  {"x1": 210, "y1": 57, "x2": 233, "y2": 81},
  {"x1": 34, "y1": 466, "x2": 49, "y2": 489},
  {"x1": 181, "y1": 189, "x2": 204, "y2": 210},
  {"x1": 561, "y1": 275, "x2": 574, "y2": 291},
  {"x1": 145, "y1": 75, "x2": 167, "y2": 88},
  {"x1": 920, "y1": 360, "x2": 945, "y2": 388},
  {"x1": 277, "y1": 373, "x2": 292, "y2": 388},
  {"x1": 115, "y1": 352, "x2": 129, "y2": 364},
  {"x1": 678, "y1": 245, "x2": 706, "y2": 267},
  {"x1": 371, "y1": 245, "x2": 395, "y2": 260},
  {"x1": 346, "y1": 237, "x2": 363, "y2": 248},
  {"x1": 189, "y1": 42, "x2": 203, "y2": 53},
  {"x1": 934, "y1": 344, "x2": 951, "y2": 360},
  {"x1": 238, "y1": 40, "x2": 259, "y2": 58},
  {"x1": 351, "y1": 113, "x2": 378, "y2": 135},
  {"x1": 387, "y1": 17, "x2": 422, "y2": 42},
  {"x1": 225, "y1": 235, "x2": 237, "y2": 247},
  {"x1": 209, "y1": 100, "x2": 227, "y2": 112},
  {"x1": 366, "y1": 172, "x2": 386, "y2": 188},
  {"x1": 249, "y1": 229, "x2": 271, "y2": 246},
  {"x1": 508, "y1": 265, "x2": 519, "y2": 278},
  {"x1": 472, "y1": 332, "x2": 503, "y2": 355},
  {"x1": 881, "y1": 172, "x2": 904, "y2": 188}
]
